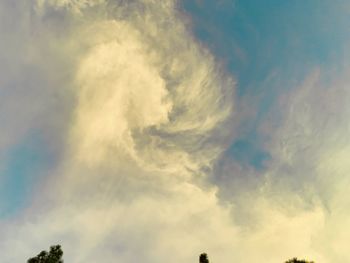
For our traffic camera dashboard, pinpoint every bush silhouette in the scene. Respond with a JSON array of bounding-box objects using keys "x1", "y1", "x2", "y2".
[
  {"x1": 285, "y1": 257, "x2": 314, "y2": 263},
  {"x1": 27, "y1": 245, "x2": 63, "y2": 263},
  {"x1": 199, "y1": 253, "x2": 209, "y2": 263}
]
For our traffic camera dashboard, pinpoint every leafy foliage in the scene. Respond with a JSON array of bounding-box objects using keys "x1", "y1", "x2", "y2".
[
  {"x1": 27, "y1": 245, "x2": 63, "y2": 263},
  {"x1": 199, "y1": 253, "x2": 209, "y2": 263},
  {"x1": 285, "y1": 257, "x2": 314, "y2": 263}
]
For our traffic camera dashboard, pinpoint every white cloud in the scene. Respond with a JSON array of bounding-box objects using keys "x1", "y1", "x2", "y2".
[
  {"x1": 0, "y1": 0, "x2": 237, "y2": 262},
  {"x1": 2, "y1": 0, "x2": 350, "y2": 263},
  {"x1": 250, "y1": 68, "x2": 350, "y2": 262}
]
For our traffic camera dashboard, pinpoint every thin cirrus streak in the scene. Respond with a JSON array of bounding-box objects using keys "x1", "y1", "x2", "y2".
[{"x1": 1, "y1": 0, "x2": 350, "y2": 262}]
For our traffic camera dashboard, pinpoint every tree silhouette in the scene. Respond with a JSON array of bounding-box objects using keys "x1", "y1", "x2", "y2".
[
  {"x1": 199, "y1": 253, "x2": 209, "y2": 263},
  {"x1": 27, "y1": 245, "x2": 63, "y2": 263},
  {"x1": 285, "y1": 257, "x2": 314, "y2": 263}
]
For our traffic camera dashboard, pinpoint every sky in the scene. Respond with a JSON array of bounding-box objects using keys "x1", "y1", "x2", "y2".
[{"x1": 1, "y1": 0, "x2": 350, "y2": 262}]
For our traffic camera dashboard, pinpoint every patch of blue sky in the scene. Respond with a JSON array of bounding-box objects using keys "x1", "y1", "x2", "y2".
[
  {"x1": 183, "y1": 0, "x2": 349, "y2": 94},
  {"x1": 228, "y1": 139, "x2": 271, "y2": 171},
  {"x1": 0, "y1": 132, "x2": 54, "y2": 218},
  {"x1": 182, "y1": 0, "x2": 350, "y2": 171}
]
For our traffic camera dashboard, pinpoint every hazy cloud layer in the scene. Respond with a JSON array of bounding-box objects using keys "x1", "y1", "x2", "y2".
[
  {"x1": 1, "y1": 0, "x2": 236, "y2": 262},
  {"x1": 1, "y1": 1, "x2": 350, "y2": 263}
]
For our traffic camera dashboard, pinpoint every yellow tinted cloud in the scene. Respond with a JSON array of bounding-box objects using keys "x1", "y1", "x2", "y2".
[{"x1": 3, "y1": 1, "x2": 350, "y2": 263}]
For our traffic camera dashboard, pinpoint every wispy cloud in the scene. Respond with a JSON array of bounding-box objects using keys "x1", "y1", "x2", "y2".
[
  {"x1": 1, "y1": 1, "x2": 350, "y2": 263},
  {"x1": 1, "y1": 0, "x2": 236, "y2": 262}
]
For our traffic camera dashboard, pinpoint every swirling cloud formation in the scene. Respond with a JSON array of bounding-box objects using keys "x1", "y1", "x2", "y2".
[{"x1": 1, "y1": 1, "x2": 350, "y2": 263}]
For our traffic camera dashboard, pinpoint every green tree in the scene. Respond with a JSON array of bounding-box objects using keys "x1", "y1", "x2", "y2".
[
  {"x1": 199, "y1": 253, "x2": 209, "y2": 263},
  {"x1": 285, "y1": 257, "x2": 314, "y2": 263},
  {"x1": 27, "y1": 245, "x2": 63, "y2": 263}
]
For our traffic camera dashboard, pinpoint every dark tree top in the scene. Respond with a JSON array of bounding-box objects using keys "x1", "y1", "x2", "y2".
[
  {"x1": 285, "y1": 257, "x2": 314, "y2": 263},
  {"x1": 199, "y1": 253, "x2": 209, "y2": 263},
  {"x1": 27, "y1": 245, "x2": 63, "y2": 263}
]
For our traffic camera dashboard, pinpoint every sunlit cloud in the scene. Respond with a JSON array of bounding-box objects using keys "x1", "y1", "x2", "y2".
[
  {"x1": 1, "y1": 0, "x2": 236, "y2": 262},
  {"x1": 1, "y1": 1, "x2": 350, "y2": 263}
]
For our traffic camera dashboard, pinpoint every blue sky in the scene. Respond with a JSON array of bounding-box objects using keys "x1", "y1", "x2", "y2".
[
  {"x1": 184, "y1": 0, "x2": 348, "y2": 77},
  {"x1": 183, "y1": 0, "x2": 350, "y2": 172},
  {"x1": 1, "y1": 1, "x2": 350, "y2": 262},
  {"x1": 0, "y1": 132, "x2": 55, "y2": 217}
]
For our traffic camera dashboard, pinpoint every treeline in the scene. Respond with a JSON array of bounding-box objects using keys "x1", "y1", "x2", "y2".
[
  {"x1": 26, "y1": 245, "x2": 314, "y2": 263},
  {"x1": 200, "y1": 253, "x2": 314, "y2": 263}
]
